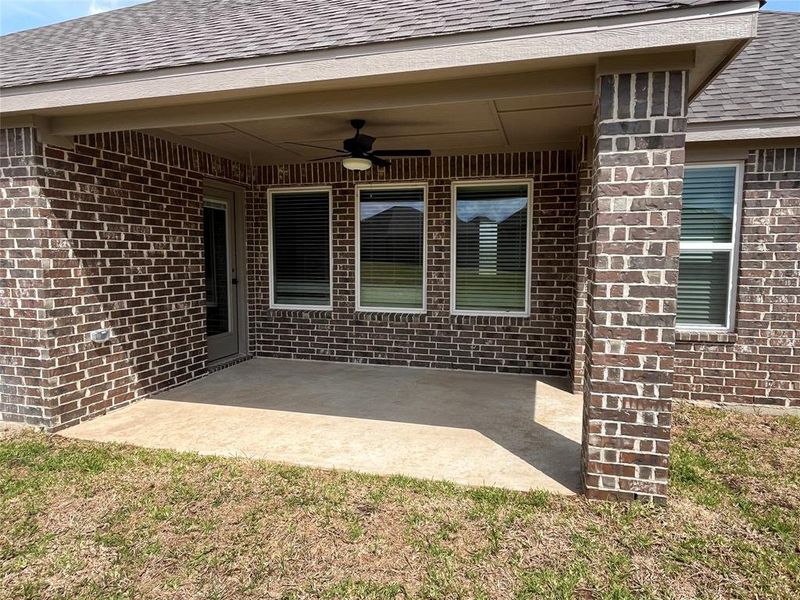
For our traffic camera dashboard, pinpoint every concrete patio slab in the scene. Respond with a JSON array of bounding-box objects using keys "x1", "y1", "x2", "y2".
[{"x1": 61, "y1": 358, "x2": 583, "y2": 494}]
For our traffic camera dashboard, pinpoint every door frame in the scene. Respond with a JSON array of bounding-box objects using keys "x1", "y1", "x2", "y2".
[{"x1": 203, "y1": 179, "x2": 248, "y2": 364}]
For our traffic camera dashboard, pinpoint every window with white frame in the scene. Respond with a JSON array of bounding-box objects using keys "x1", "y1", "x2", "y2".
[
  {"x1": 677, "y1": 163, "x2": 742, "y2": 330},
  {"x1": 357, "y1": 186, "x2": 426, "y2": 311},
  {"x1": 452, "y1": 182, "x2": 531, "y2": 315},
  {"x1": 269, "y1": 189, "x2": 332, "y2": 308}
]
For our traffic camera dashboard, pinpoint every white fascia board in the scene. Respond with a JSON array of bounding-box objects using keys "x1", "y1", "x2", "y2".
[
  {"x1": 0, "y1": 2, "x2": 759, "y2": 115},
  {"x1": 687, "y1": 119, "x2": 800, "y2": 142},
  {"x1": 45, "y1": 68, "x2": 595, "y2": 135}
]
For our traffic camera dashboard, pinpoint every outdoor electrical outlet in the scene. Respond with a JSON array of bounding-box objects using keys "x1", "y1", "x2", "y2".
[{"x1": 89, "y1": 329, "x2": 112, "y2": 343}]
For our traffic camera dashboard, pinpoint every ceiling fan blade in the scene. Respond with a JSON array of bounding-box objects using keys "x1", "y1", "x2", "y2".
[
  {"x1": 284, "y1": 141, "x2": 347, "y2": 153},
  {"x1": 367, "y1": 154, "x2": 391, "y2": 168},
  {"x1": 371, "y1": 149, "x2": 432, "y2": 157},
  {"x1": 310, "y1": 155, "x2": 348, "y2": 162}
]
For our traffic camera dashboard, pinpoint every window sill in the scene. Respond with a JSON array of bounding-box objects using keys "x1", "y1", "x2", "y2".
[
  {"x1": 269, "y1": 305, "x2": 333, "y2": 313},
  {"x1": 451, "y1": 309, "x2": 530, "y2": 318},
  {"x1": 356, "y1": 308, "x2": 427, "y2": 316},
  {"x1": 675, "y1": 330, "x2": 737, "y2": 344}
]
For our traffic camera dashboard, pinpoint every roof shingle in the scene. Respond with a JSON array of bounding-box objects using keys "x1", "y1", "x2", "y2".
[
  {"x1": 690, "y1": 11, "x2": 800, "y2": 123},
  {"x1": 0, "y1": 0, "x2": 744, "y2": 89}
]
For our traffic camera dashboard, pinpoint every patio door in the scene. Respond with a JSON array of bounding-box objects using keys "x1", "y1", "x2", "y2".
[{"x1": 204, "y1": 188, "x2": 241, "y2": 362}]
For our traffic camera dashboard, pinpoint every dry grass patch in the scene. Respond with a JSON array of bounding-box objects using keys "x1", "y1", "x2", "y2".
[{"x1": 1, "y1": 405, "x2": 798, "y2": 599}]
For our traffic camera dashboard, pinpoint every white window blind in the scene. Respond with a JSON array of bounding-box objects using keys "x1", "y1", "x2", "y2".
[{"x1": 270, "y1": 190, "x2": 331, "y2": 307}]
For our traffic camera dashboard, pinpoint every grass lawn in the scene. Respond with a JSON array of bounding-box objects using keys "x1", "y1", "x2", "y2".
[{"x1": 1, "y1": 406, "x2": 798, "y2": 600}]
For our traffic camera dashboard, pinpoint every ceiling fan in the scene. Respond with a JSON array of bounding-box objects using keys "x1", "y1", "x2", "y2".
[{"x1": 285, "y1": 119, "x2": 432, "y2": 170}]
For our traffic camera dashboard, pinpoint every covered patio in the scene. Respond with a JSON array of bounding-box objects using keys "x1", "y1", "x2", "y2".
[
  {"x1": 61, "y1": 358, "x2": 583, "y2": 493},
  {"x1": 1, "y1": 0, "x2": 762, "y2": 502}
]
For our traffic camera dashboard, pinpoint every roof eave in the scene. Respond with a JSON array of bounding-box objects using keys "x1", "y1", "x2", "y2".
[
  {"x1": 687, "y1": 117, "x2": 800, "y2": 142},
  {"x1": 0, "y1": 0, "x2": 760, "y2": 127}
]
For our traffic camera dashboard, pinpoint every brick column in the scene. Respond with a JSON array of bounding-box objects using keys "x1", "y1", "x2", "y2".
[
  {"x1": 0, "y1": 127, "x2": 54, "y2": 427},
  {"x1": 582, "y1": 71, "x2": 687, "y2": 502}
]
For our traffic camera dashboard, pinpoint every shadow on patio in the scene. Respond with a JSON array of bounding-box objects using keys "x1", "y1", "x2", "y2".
[{"x1": 61, "y1": 358, "x2": 583, "y2": 494}]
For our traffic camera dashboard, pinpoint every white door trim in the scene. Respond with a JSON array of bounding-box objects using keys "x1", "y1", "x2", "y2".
[{"x1": 204, "y1": 180, "x2": 248, "y2": 363}]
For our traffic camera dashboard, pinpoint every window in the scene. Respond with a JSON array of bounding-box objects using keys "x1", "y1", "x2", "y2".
[
  {"x1": 269, "y1": 188, "x2": 332, "y2": 308},
  {"x1": 452, "y1": 181, "x2": 531, "y2": 315},
  {"x1": 203, "y1": 199, "x2": 230, "y2": 336},
  {"x1": 357, "y1": 185, "x2": 426, "y2": 312},
  {"x1": 677, "y1": 163, "x2": 742, "y2": 330}
]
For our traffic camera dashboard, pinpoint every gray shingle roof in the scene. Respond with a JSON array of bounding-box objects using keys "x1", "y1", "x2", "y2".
[
  {"x1": 1, "y1": 0, "x2": 744, "y2": 89},
  {"x1": 690, "y1": 11, "x2": 800, "y2": 123}
]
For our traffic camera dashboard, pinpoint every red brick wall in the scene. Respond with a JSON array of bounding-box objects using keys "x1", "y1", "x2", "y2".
[
  {"x1": 1, "y1": 129, "x2": 249, "y2": 429},
  {"x1": 246, "y1": 152, "x2": 578, "y2": 375},
  {"x1": 674, "y1": 147, "x2": 800, "y2": 408}
]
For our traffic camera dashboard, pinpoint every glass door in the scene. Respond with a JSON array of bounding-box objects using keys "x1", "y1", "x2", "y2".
[{"x1": 204, "y1": 191, "x2": 239, "y2": 362}]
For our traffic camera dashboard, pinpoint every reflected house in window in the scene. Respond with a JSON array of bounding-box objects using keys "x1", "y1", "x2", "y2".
[
  {"x1": 457, "y1": 209, "x2": 527, "y2": 273},
  {"x1": 454, "y1": 184, "x2": 529, "y2": 313},
  {"x1": 359, "y1": 188, "x2": 425, "y2": 310}
]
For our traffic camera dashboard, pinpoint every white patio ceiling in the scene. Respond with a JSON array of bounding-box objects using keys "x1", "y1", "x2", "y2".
[{"x1": 151, "y1": 95, "x2": 594, "y2": 164}]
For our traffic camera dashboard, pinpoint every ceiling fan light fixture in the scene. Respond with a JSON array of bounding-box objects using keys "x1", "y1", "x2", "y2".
[
  {"x1": 342, "y1": 156, "x2": 373, "y2": 171},
  {"x1": 291, "y1": 120, "x2": 430, "y2": 169}
]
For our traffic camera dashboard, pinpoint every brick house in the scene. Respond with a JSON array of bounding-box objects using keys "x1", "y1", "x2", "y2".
[{"x1": 0, "y1": 0, "x2": 797, "y2": 502}]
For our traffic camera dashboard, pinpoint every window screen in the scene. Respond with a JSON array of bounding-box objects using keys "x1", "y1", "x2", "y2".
[
  {"x1": 454, "y1": 184, "x2": 529, "y2": 313},
  {"x1": 677, "y1": 165, "x2": 739, "y2": 328},
  {"x1": 270, "y1": 190, "x2": 331, "y2": 307},
  {"x1": 358, "y1": 187, "x2": 425, "y2": 310}
]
